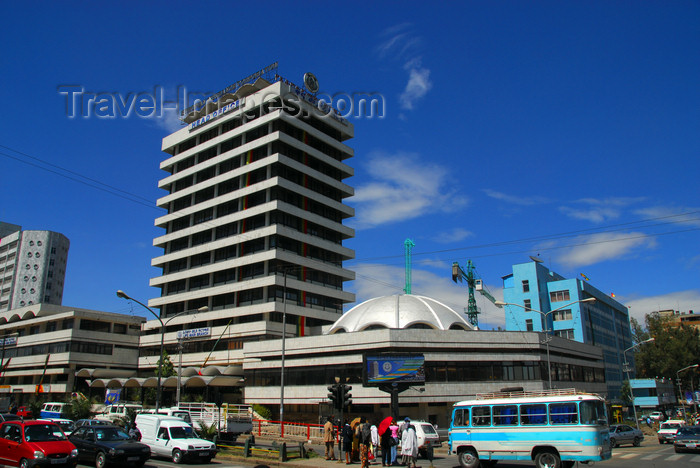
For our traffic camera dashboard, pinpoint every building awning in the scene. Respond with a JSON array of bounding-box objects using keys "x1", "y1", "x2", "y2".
[{"x1": 78, "y1": 365, "x2": 244, "y2": 390}]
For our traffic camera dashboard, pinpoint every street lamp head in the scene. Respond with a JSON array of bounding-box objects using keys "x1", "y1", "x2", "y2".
[
  {"x1": 494, "y1": 301, "x2": 507, "y2": 307},
  {"x1": 644, "y1": 337, "x2": 655, "y2": 344},
  {"x1": 116, "y1": 290, "x2": 130, "y2": 300},
  {"x1": 197, "y1": 306, "x2": 209, "y2": 313},
  {"x1": 581, "y1": 298, "x2": 596, "y2": 303}
]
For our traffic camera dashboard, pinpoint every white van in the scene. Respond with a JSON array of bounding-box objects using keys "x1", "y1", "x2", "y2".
[
  {"x1": 95, "y1": 403, "x2": 143, "y2": 423},
  {"x1": 39, "y1": 402, "x2": 69, "y2": 419},
  {"x1": 140, "y1": 408, "x2": 195, "y2": 427},
  {"x1": 135, "y1": 414, "x2": 217, "y2": 463}
]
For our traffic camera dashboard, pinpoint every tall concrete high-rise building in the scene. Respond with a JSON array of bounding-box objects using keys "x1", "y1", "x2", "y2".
[
  {"x1": 142, "y1": 66, "x2": 355, "y2": 393},
  {"x1": 0, "y1": 223, "x2": 70, "y2": 311}
]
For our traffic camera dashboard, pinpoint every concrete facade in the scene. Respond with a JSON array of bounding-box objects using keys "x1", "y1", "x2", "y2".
[
  {"x1": 242, "y1": 328, "x2": 607, "y2": 427},
  {"x1": 0, "y1": 303, "x2": 143, "y2": 403},
  {"x1": 0, "y1": 224, "x2": 70, "y2": 312},
  {"x1": 142, "y1": 73, "x2": 356, "y2": 384},
  {"x1": 502, "y1": 259, "x2": 633, "y2": 400}
]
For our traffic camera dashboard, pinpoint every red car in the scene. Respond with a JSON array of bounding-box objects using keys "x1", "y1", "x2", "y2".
[
  {"x1": 0, "y1": 420, "x2": 78, "y2": 468},
  {"x1": 16, "y1": 407, "x2": 32, "y2": 419}
]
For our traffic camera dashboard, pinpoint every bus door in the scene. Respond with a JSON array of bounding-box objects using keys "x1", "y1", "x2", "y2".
[{"x1": 451, "y1": 407, "x2": 471, "y2": 448}]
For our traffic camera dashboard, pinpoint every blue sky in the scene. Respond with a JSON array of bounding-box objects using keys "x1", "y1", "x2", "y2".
[{"x1": 1, "y1": 1, "x2": 698, "y2": 329}]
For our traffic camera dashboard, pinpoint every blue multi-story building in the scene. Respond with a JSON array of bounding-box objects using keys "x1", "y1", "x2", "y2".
[{"x1": 502, "y1": 259, "x2": 633, "y2": 399}]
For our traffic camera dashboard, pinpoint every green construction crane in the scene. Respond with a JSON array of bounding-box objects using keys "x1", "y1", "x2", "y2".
[
  {"x1": 452, "y1": 260, "x2": 501, "y2": 327},
  {"x1": 404, "y1": 239, "x2": 415, "y2": 294}
]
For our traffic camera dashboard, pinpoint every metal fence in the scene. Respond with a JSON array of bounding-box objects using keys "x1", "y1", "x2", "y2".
[{"x1": 252, "y1": 419, "x2": 326, "y2": 443}]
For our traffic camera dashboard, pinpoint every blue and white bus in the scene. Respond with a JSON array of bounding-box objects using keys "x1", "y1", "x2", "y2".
[{"x1": 448, "y1": 389, "x2": 611, "y2": 468}]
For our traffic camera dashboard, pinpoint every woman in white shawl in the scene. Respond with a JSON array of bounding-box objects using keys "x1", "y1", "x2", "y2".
[
  {"x1": 370, "y1": 423, "x2": 379, "y2": 459},
  {"x1": 400, "y1": 419, "x2": 418, "y2": 468}
]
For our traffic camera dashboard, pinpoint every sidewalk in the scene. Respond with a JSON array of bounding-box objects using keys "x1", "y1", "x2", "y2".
[{"x1": 217, "y1": 438, "x2": 450, "y2": 468}]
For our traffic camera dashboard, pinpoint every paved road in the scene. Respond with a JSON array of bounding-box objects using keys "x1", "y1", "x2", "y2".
[{"x1": 75, "y1": 438, "x2": 700, "y2": 468}]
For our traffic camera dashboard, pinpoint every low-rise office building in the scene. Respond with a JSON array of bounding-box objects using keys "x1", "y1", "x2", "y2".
[
  {"x1": 0, "y1": 303, "x2": 143, "y2": 403},
  {"x1": 242, "y1": 294, "x2": 607, "y2": 427}
]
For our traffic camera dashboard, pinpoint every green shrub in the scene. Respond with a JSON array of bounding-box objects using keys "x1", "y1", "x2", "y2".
[{"x1": 252, "y1": 404, "x2": 271, "y2": 420}]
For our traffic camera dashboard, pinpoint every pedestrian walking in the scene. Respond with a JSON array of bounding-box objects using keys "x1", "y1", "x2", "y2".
[
  {"x1": 324, "y1": 416, "x2": 337, "y2": 460},
  {"x1": 401, "y1": 419, "x2": 417, "y2": 468},
  {"x1": 389, "y1": 419, "x2": 400, "y2": 465},
  {"x1": 342, "y1": 420, "x2": 354, "y2": 464},
  {"x1": 370, "y1": 423, "x2": 379, "y2": 460},
  {"x1": 380, "y1": 423, "x2": 393, "y2": 467},
  {"x1": 360, "y1": 419, "x2": 372, "y2": 468}
]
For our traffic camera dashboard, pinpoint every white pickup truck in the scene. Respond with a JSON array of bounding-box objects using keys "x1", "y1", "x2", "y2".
[{"x1": 135, "y1": 414, "x2": 217, "y2": 463}]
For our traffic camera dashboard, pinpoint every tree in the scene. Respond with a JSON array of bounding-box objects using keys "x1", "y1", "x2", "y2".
[
  {"x1": 67, "y1": 397, "x2": 95, "y2": 421},
  {"x1": 633, "y1": 312, "x2": 700, "y2": 385},
  {"x1": 158, "y1": 351, "x2": 175, "y2": 378}
]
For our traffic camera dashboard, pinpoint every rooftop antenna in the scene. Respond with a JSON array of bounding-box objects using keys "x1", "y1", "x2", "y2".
[{"x1": 404, "y1": 239, "x2": 415, "y2": 294}]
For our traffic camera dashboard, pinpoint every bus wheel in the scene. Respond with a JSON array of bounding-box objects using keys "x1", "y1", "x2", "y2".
[
  {"x1": 457, "y1": 448, "x2": 479, "y2": 468},
  {"x1": 535, "y1": 450, "x2": 561, "y2": 468}
]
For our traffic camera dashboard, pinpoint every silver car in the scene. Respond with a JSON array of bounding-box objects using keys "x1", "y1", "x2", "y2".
[{"x1": 610, "y1": 424, "x2": 644, "y2": 448}]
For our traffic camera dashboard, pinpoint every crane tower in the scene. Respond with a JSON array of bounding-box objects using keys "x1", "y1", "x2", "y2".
[
  {"x1": 451, "y1": 260, "x2": 501, "y2": 327},
  {"x1": 404, "y1": 239, "x2": 415, "y2": 294}
]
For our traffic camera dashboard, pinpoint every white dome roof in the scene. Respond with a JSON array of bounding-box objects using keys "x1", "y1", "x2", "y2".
[{"x1": 328, "y1": 294, "x2": 475, "y2": 334}]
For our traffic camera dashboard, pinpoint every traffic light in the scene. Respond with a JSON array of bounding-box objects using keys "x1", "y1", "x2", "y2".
[
  {"x1": 328, "y1": 384, "x2": 339, "y2": 408},
  {"x1": 341, "y1": 384, "x2": 352, "y2": 409}
]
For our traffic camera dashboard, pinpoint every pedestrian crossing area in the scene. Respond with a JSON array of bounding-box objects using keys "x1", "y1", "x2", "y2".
[{"x1": 613, "y1": 451, "x2": 700, "y2": 462}]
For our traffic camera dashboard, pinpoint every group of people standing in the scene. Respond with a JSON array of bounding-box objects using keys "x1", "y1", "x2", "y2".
[{"x1": 323, "y1": 416, "x2": 419, "y2": 468}]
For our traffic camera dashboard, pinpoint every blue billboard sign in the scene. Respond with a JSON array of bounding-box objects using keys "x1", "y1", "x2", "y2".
[{"x1": 364, "y1": 354, "x2": 425, "y2": 386}]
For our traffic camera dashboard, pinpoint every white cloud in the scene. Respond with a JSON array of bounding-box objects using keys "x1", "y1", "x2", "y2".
[
  {"x1": 634, "y1": 205, "x2": 700, "y2": 228},
  {"x1": 483, "y1": 189, "x2": 550, "y2": 206},
  {"x1": 433, "y1": 228, "x2": 473, "y2": 244},
  {"x1": 376, "y1": 24, "x2": 432, "y2": 112},
  {"x1": 546, "y1": 232, "x2": 657, "y2": 268},
  {"x1": 350, "y1": 263, "x2": 505, "y2": 330},
  {"x1": 560, "y1": 197, "x2": 646, "y2": 223},
  {"x1": 399, "y1": 66, "x2": 432, "y2": 110},
  {"x1": 623, "y1": 289, "x2": 700, "y2": 325},
  {"x1": 351, "y1": 151, "x2": 469, "y2": 229},
  {"x1": 153, "y1": 108, "x2": 184, "y2": 133}
]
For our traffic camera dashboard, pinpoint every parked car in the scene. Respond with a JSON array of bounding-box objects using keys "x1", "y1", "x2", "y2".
[
  {"x1": 0, "y1": 414, "x2": 22, "y2": 423},
  {"x1": 74, "y1": 419, "x2": 111, "y2": 430},
  {"x1": 69, "y1": 424, "x2": 151, "y2": 468},
  {"x1": 658, "y1": 420, "x2": 686, "y2": 444},
  {"x1": 674, "y1": 425, "x2": 700, "y2": 453},
  {"x1": 0, "y1": 419, "x2": 78, "y2": 467},
  {"x1": 43, "y1": 419, "x2": 77, "y2": 435},
  {"x1": 16, "y1": 407, "x2": 32, "y2": 419},
  {"x1": 609, "y1": 424, "x2": 644, "y2": 448},
  {"x1": 650, "y1": 411, "x2": 665, "y2": 421}
]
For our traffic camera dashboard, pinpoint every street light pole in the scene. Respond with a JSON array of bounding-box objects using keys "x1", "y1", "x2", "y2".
[
  {"x1": 623, "y1": 337, "x2": 655, "y2": 429},
  {"x1": 496, "y1": 298, "x2": 596, "y2": 389},
  {"x1": 117, "y1": 290, "x2": 206, "y2": 411},
  {"x1": 677, "y1": 364, "x2": 699, "y2": 422}
]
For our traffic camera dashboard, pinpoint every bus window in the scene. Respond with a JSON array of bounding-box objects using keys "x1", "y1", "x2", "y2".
[
  {"x1": 521, "y1": 404, "x2": 547, "y2": 425},
  {"x1": 493, "y1": 405, "x2": 518, "y2": 426},
  {"x1": 453, "y1": 408, "x2": 469, "y2": 427},
  {"x1": 580, "y1": 400, "x2": 607, "y2": 425},
  {"x1": 472, "y1": 406, "x2": 491, "y2": 427},
  {"x1": 550, "y1": 403, "x2": 578, "y2": 425}
]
